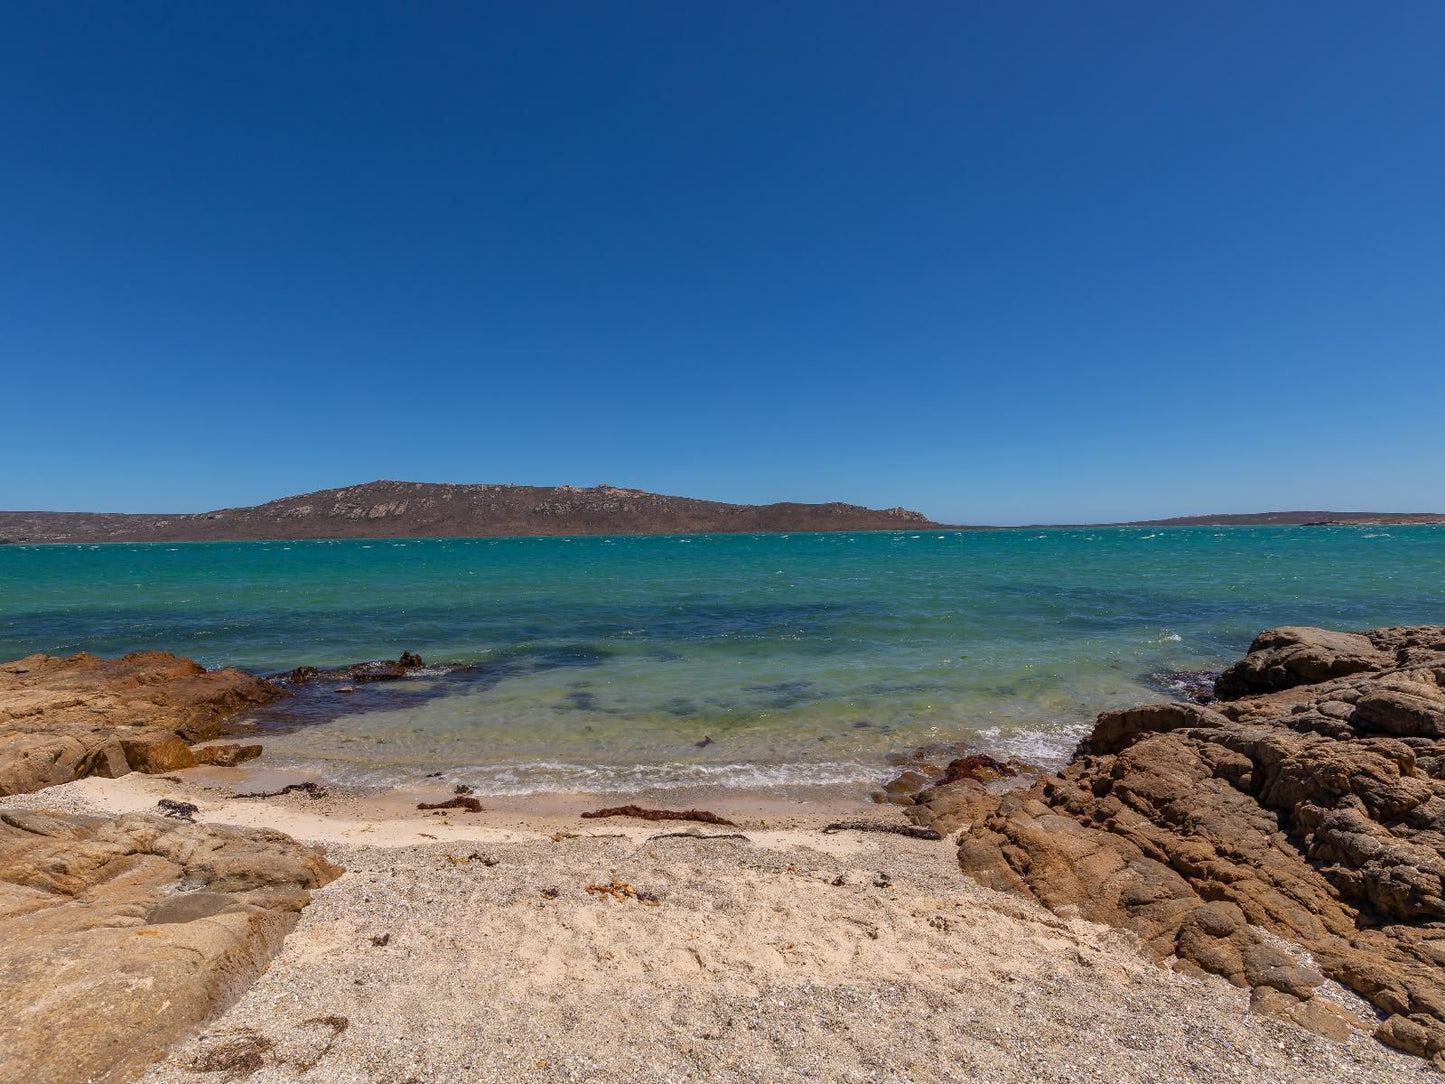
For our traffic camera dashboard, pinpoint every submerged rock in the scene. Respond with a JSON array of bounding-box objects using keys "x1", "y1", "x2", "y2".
[
  {"x1": 925, "y1": 624, "x2": 1445, "y2": 1064},
  {"x1": 0, "y1": 809, "x2": 340, "y2": 1083},
  {"x1": 0, "y1": 651, "x2": 284, "y2": 796},
  {"x1": 280, "y1": 651, "x2": 429, "y2": 685}
]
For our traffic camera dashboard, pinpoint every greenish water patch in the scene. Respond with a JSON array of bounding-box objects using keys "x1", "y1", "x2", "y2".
[{"x1": 2, "y1": 527, "x2": 1442, "y2": 793}]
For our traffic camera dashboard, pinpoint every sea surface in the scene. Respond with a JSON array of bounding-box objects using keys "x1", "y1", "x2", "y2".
[{"x1": 2, "y1": 527, "x2": 1443, "y2": 795}]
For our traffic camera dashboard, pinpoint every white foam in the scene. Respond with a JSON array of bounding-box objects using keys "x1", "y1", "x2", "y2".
[
  {"x1": 275, "y1": 758, "x2": 886, "y2": 796},
  {"x1": 970, "y1": 725, "x2": 1087, "y2": 766}
]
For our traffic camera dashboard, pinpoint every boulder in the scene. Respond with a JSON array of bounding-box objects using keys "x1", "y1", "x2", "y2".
[
  {"x1": 1214, "y1": 626, "x2": 1393, "y2": 699},
  {"x1": 0, "y1": 809, "x2": 340, "y2": 1083}
]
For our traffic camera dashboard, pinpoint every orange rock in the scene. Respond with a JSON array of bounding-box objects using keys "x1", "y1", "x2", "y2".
[{"x1": 0, "y1": 651, "x2": 283, "y2": 795}]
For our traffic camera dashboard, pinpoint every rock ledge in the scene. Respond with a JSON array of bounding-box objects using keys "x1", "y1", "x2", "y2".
[{"x1": 910, "y1": 624, "x2": 1445, "y2": 1064}]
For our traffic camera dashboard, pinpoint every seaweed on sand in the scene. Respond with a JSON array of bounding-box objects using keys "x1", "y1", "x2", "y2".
[{"x1": 580, "y1": 804, "x2": 736, "y2": 826}]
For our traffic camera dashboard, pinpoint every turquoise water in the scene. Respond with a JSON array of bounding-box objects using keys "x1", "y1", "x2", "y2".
[{"x1": 2, "y1": 527, "x2": 1442, "y2": 793}]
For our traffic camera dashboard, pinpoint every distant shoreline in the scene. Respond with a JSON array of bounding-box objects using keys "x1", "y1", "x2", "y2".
[
  {"x1": 2, "y1": 478, "x2": 1442, "y2": 543},
  {"x1": 3, "y1": 519, "x2": 1444, "y2": 546}
]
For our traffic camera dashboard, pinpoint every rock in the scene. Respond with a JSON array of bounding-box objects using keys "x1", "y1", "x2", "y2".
[
  {"x1": 1252, "y1": 987, "x2": 1355, "y2": 1043},
  {"x1": 277, "y1": 652, "x2": 428, "y2": 685},
  {"x1": 0, "y1": 810, "x2": 340, "y2": 1083},
  {"x1": 1353, "y1": 688, "x2": 1445, "y2": 737},
  {"x1": 876, "y1": 747, "x2": 1042, "y2": 835},
  {"x1": 929, "y1": 624, "x2": 1445, "y2": 1062},
  {"x1": 933, "y1": 753, "x2": 1023, "y2": 785},
  {"x1": 195, "y1": 743, "x2": 264, "y2": 768},
  {"x1": 121, "y1": 734, "x2": 199, "y2": 772},
  {"x1": 0, "y1": 652, "x2": 284, "y2": 796},
  {"x1": 1375, "y1": 1013, "x2": 1442, "y2": 1059},
  {"x1": 1079, "y1": 702, "x2": 1230, "y2": 756},
  {"x1": 1214, "y1": 626, "x2": 1393, "y2": 699},
  {"x1": 1149, "y1": 668, "x2": 1219, "y2": 704}
]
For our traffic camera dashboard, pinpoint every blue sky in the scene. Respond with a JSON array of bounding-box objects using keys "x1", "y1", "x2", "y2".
[{"x1": 2, "y1": 2, "x2": 1442, "y2": 524}]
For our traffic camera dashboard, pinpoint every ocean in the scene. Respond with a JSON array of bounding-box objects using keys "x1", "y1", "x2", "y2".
[{"x1": 3, "y1": 526, "x2": 1442, "y2": 795}]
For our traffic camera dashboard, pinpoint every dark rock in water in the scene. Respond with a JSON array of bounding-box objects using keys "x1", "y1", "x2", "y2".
[
  {"x1": 928, "y1": 623, "x2": 1445, "y2": 1065},
  {"x1": 1149, "y1": 668, "x2": 1218, "y2": 704},
  {"x1": 280, "y1": 652, "x2": 429, "y2": 686}
]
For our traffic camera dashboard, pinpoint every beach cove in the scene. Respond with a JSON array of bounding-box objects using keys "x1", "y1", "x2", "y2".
[
  {"x1": 4, "y1": 527, "x2": 1444, "y2": 797},
  {"x1": 4, "y1": 563, "x2": 1445, "y2": 1078}
]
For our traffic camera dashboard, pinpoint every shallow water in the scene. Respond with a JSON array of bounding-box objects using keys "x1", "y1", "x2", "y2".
[{"x1": 3, "y1": 527, "x2": 1443, "y2": 793}]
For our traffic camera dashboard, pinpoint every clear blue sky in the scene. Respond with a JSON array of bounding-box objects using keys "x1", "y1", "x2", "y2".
[{"x1": 3, "y1": 3, "x2": 1442, "y2": 524}]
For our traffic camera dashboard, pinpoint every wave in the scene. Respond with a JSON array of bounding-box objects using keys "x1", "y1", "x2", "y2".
[{"x1": 269, "y1": 758, "x2": 890, "y2": 796}]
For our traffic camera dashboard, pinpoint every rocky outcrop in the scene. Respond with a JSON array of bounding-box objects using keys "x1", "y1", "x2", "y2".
[
  {"x1": 0, "y1": 652, "x2": 283, "y2": 796},
  {"x1": 0, "y1": 809, "x2": 340, "y2": 1083},
  {"x1": 913, "y1": 625, "x2": 1445, "y2": 1064},
  {"x1": 1212, "y1": 626, "x2": 1396, "y2": 698}
]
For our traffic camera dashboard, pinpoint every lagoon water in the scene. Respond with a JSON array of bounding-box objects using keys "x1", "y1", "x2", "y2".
[{"x1": 3, "y1": 527, "x2": 1443, "y2": 794}]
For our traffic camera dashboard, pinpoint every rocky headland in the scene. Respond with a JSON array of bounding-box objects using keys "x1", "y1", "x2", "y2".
[
  {"x1": 904, "y1": 624, "x2": 1445, "y2": 1066},
  {"x1": 0, "y1": 479, "x2": 937, "y2": 543}
]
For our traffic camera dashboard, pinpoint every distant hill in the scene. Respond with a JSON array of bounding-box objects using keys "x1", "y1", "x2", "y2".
[
  {"x1": 1110, "y1": 511, "x2": 1445, "y2": 527},
  {"x1": 0, "y1": 480, "x2": 937, "y2": 543},
  {"x1": 5, "y1": 486, "x2": 1441, "y2": 543}
]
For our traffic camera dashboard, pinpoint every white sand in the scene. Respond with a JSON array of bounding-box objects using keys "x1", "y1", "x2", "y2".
[{"x1": 4, "y1": 773, "x2": 1432, "y2": 1084}]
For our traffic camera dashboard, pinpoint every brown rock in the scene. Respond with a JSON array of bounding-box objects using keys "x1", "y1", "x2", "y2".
[
  {"x1": 120, "y1": 734, "x2": 199, "y2": 772},
  {"x1": 0, "y1": 651, "x2": 283, "y2": 796},
  {"x1": 0, "y1": 809, "x2": 341, "y2": 1083},
  {"x1": 1354, "y1": 687, "x2": 1445, "y2": 737},
  {"x1": 195, "y1": 743, "x2": 264, "y2": 768},
  {"x1": 932, "y1": 624, "x2": 1445, "y2": 1063},
  {"x1": 1080, "y1": 702, "x2": 1230, "y2": 756},
  {"x1": 1214, "y1": 626, "x2": 1393, "y2": 699},
  {"x1": 1252, "y1": 987, "x2": 1355, "y2": 1042}
]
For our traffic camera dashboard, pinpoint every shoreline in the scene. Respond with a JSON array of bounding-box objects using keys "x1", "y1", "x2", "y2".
[
  {"x1": 2, "y1": 772, "x2": 1424, "y2": 1084},
  {"x1": 6, "y1": 625, "x2": 1445, "y2": 1081},
  {"x1": 0, "y1": 770, "x2": 887, "y2": 849}
]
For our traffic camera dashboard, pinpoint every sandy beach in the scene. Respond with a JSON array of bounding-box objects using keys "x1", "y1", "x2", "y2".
[{"x1": 2, "y1": 769, "x2": 1430, "y2": 1084}]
